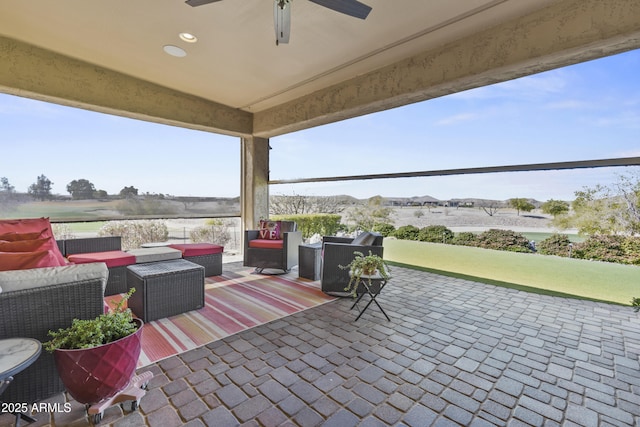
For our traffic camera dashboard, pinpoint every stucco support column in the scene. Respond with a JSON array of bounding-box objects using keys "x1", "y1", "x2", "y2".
[{"x1": 241, "y1": 137, "x2": 270, "y2": 235}]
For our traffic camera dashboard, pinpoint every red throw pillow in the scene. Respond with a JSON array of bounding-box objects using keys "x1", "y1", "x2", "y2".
[
  {"x1": 0, "y1": 250, "x2": 63, "y2": 272},
  {"x1": 0, "y1": 238, "x2": 50, "y2": 252},
  {"x1": 0, "y1": 231, "x2": 46, "y2": 241},
  {"x1": 0, "y1": 218, "x2": 51, "y2": 235},
  {"x1": 0, "y1": 218, "x2": 66, "y2": 266},
  {"x1": 258, "y1": 220, "x2": 281, "y2": 240}
]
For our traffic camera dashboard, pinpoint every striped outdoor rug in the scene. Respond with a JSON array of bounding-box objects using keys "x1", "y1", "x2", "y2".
[{"x1": 119, "y1": 269, "x2": 335, "y2": 368}]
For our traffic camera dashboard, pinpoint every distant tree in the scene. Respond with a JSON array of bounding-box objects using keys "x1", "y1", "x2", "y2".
[
  {"x1": 541, "y1": 199, "x2": 569, "y2": 217},
  {"x1": 28, "y1": 174, "x2": 53, "y2": 201},
  {"x1": 1, "y1": 177, "x2": 15, "y2": 194},
  {"x1": 179, "y1": 196, "x2": 199, "y2": 211},
  {"x1": 95, "y1": 189, "x2": 108, "y2": 199},
  {"x1": 270, "y1": 192, "x2": 343, "y2": 215},
  {"x1": 0, "y1": 177, "x2": 17, "y2": 213},
  {"x1": 67, "y1": 179, "x2": 96, "y2": 199},
  {"x1": 563, "y1": 173, "x2": 640, "y2": 236},
  {"x1": 509, "y1": 198, "x2": 535, "y2": 216},
  {"x1": 346, "y1": 196, "x2": 393, "y2": 231},
  {"x1": 119, "y1": 186, "x2": 139, "y2": 198},
  {"x1": 478, "y1": 201, "x2": 500, "y2": 217}
]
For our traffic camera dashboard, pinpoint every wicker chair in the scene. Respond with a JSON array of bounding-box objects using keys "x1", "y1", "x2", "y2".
[
  {"x1": 321, "y1": 232, "x2": 384, "y2": 296},
  {"x1": 0, "y1": 264, "x2": 107, "y2": 404},
  {"x1": 243, "y1": 221, "x2": 302, "y2": 274}
]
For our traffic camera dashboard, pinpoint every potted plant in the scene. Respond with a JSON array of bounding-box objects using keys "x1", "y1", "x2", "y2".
[
  {"x1": 340, "y1": 250, "x2": 390, "y2": 297},
  {"x1": 44, "y1": 288, "x2": 143, "y2": 407}
]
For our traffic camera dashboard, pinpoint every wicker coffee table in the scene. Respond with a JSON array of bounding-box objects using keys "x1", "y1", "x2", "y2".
[{"x1": 127, "y1": 259, "x2": 205, "y2": 322}]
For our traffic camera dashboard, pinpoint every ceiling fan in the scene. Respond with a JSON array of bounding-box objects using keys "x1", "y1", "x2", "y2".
[{"x1": 185, "y1": 0, "x2": 372, "y2": 45}]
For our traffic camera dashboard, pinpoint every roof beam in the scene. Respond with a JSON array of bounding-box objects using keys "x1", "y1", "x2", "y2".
[
  {"x1": 254, "y1": 0, "x2": 640, "y2": 137},
  {"x1": 270, "y1": 157, "x2": 640, "y2": 185},
  {"x1": 0, "y1": 35, "x2": 253, "y2": 137}
]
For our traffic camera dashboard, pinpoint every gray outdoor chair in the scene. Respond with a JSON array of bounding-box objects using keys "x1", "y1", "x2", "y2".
[
  {"x1": 321, "y1": 231, "x2": 384, "y2": 296},
  {"x1": 243, "y1": 220, "x2": 302, "y2": 274}
]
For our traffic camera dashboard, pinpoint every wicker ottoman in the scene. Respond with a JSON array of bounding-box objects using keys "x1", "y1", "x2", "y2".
[
  {"x1": 168, "y1": 243, "x2": 223, "y2": 277},
  {"x1": 127, "y1": 259, "x2": 205, "y2": 322}
]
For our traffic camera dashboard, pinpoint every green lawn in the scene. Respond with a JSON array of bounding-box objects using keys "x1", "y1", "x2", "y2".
[
  {"x1": 383, "y1": 239, "x2": 640, "y2": 305},
  {"x1": 520, "y1": 231, "x2": 585, "y2": 243},
  {"x1": 7, "y1": 200, "x2": 120, "y2": 220}
]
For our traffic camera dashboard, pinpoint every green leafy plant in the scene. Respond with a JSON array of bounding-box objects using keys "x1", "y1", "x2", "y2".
[
  {"x1": 340, "y1": 251, "x2": 390, "y2": 297},
  {"x1": 476, "y1": 229, "x2": 533, "y2": 253},
  {"x1": 573, "y1": 235, "x2": 640, "y2": 265},
  {"x1": 372, "y1": 222, "x2": 395, "y2": 237},
  {"x1": 417, "y1": 225, "x2": 454, "y2": 243},
  {"x1": 44, "y1": 288, "x2": 137, "y2": 352},
  {"x1": 631, "y1": 297, "x2": 640, "y2": 313},
  {"x1": 393, "y1": 225, "x2": 420, "y2": 240},
  {"x1": 537, "y1": 233, "x2": 573, "y2": 257},
  {"x1": 451, "y1": 231, "x2": 479, "y2": 247}
]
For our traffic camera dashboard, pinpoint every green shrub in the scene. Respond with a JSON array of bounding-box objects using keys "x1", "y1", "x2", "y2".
[
  {"x1": 451, "y1": 232, "x2": 479, "y2": 247},
  {"x1": 417, "y1": 225, "x2": 454, "y2": 243},
  {"x1": 573, "y1": 235, "x2": 640, "y2": 265},
  {"x1": 190, "y1": 219, "x2": 232, "y2": 246},
  {"x1": 622, "y1": 237, "x2": 640, "y2": 264},
  {"x1": 273, "y1": 214, "x2": 341, "y2": 239},
  {"x1": 476, "y1": 229, "x2": 532, "y2": 253},
  {"x1": 372, "y1": 222, "x2": 396, "y2": 237},
  {"x1": 98, "y1": 220, "x2": 168, "y2": 250},
  {"x1": 393, "y1": 225, "x2": 420, "y2": 240},
  {"x1": 537, "y1": 233, "x2": 572, "y2": 257}
]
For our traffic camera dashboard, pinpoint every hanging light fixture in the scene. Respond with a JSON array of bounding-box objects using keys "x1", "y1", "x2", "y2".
[{"x1": 274, "y1": 0, "x2": 291, "y2": 45}]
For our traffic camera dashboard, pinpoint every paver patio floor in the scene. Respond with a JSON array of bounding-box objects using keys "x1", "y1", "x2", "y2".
[{"x1": 5, "y1": 262, "x2": 640, "y2": 426}]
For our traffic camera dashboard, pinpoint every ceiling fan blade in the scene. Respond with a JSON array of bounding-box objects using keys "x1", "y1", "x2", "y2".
[
  {"x1": 185, "y1": 0, "x2": 224, "y2": 7},
  {"x1": 308, "y1": 0, "x2": 372, "y2": 19}
]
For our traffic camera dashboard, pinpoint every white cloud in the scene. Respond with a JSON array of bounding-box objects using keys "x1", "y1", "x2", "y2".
[
  {"x1": 434, "y1": 112, "x2": 479, "y2": 126},
  {"x1": 451, "y1": 70, "x2": 569, "y2": 101},
  {"x1": 545, "y1": 100, "x2": 592, "y2": 110}
]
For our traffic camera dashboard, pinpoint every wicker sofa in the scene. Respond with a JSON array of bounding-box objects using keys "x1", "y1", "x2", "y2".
[
  {"x1": 60, "y1": 236, "x2": 135, "y2": 296},
  {"x1": 0, "y1": 263, "x2": 107, "y2": 404}
]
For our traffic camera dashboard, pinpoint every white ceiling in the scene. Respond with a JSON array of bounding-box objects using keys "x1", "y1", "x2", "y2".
[{"x1": 0, "y1": 0, "x2": 558, "y2": 114}]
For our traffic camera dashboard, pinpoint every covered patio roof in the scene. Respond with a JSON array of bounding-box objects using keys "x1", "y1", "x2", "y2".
[{"x1": 1, "y1": 0, "x2": 639, "y2": 227}]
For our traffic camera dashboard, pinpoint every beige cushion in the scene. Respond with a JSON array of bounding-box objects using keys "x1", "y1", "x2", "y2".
[
  {"x1": 0, "y1": 263, "x2": 109, "y2": 293},
  {"x1": 127, "y1": 247, "x2": 183, "y2": 264}
]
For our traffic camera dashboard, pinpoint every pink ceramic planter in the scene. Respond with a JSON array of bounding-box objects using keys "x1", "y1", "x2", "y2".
[{"x1": 53, "y1": 319, "x2": 143, "y2": 405}]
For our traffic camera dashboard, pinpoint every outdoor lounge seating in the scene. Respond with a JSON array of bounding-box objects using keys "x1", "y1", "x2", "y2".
[
  {"x1": 0, "y1": 263, "x2": 107, "y2": 404},
  {"x1": 168, "y1": 243, "x2": 223, "y2": 277},
  {"x1": 63, "y1": 236, "x2": 135, "y2": 296},
  {"x1": 321, "y1": 231, "x2": 384, "y2": 296},
  {"x1": 244, "y1": 220, "x2": 302, "y2": 274}
]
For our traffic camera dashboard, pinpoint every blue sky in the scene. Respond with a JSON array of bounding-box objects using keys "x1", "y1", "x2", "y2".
[{"x1": 1, "y1": 49, "x2": 639, "y2": 201}]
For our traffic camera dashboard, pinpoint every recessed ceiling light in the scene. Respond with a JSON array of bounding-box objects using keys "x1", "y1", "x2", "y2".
[
  {"x1": 163, "y1": 45, "x2": 187, "y2": 57},
  {"x1": 179, "y1": 32, "x2": 198, "y2": 43}
]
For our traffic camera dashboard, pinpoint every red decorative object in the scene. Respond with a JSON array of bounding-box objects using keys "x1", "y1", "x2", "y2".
[{"x1": 53, "y1": 319, "x2": 143, "y2": 405}]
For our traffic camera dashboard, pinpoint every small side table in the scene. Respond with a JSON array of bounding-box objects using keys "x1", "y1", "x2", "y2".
[
  {"x1": 127, "y1": 259, "x2": 205, "y2": 322},
  {"x1": 349, "y1": 273, "x2": 391, "y2": 321},
  {"x1": 298, "y1": 242, "x2": 322, "y2": 281},
  {"x1": 0, "y1": 338, "x2": 42, "y2": 426}
]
